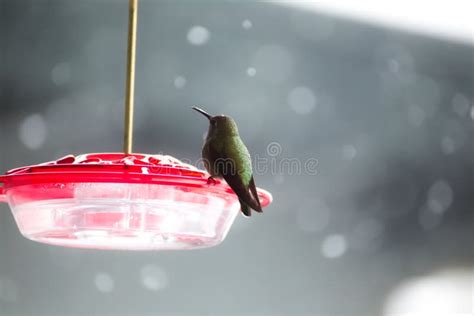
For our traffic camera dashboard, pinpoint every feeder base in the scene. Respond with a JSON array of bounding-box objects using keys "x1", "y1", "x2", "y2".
[{"x1": 13, "y1": 198, "x2": 238, "y2": 250}]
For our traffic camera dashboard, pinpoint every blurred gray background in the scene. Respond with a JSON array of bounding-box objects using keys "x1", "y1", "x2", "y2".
[{"x1": 0, "y1": 0, "x2": 473, "y2": 315}]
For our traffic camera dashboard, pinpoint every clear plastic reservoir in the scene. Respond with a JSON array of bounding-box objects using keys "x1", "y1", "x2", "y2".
[{"x1": 9, "y1": 183, "x2": 240, "y2": 250}]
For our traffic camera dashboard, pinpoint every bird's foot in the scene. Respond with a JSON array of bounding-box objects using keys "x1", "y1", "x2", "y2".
[{"x1": 206, "y1": 176, "x2": 218, "y2": 185}]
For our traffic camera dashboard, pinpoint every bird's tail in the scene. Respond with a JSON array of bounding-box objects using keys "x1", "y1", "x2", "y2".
[
  {"x1": 248, "y1": 177, "x2": 262, "y2": 210},
  {"x1": 240, "y1": 198, "x2": 252, "y2": 217},
  {"x1": 224, "y1": 175, "x2": 262, "y2": 216}
]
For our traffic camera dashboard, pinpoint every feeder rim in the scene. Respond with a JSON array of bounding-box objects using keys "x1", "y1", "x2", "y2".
[{"x1": 0, "y1": 152, "x2": 273, "y2": 207}]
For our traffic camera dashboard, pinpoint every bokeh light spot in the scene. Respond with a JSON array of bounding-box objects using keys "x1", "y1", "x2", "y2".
[
  {"x1": 242, "y1": 19, "x2": 252, "y2": 29},
  {"x1": 140, "y1": 264, "x2": 169, "y2": 291},
  {"x1": 321, "y1": 234, "x2": 347, "y2": 259},
  {"x1": 407, "y1": 105, "x2": 426, "y2": 127},
  {"x1": 384, "y1": 269, "x2": 473, "y2": 316},
  {"x1": 51, "y1": 62, "x2": 71, "y2": 86},
  {"x1": 427, "y1": 180, "x2": 453, "y2": 214},
  {"x1": 342, "y1": 144, "x2": 357, "y2": 160},
  {"x1": 246, "y1": 67, "x2": 256, "y2": 77},
  {"x1": 288, "y1": 86, "x2": 316, "y2": 114},
  {"x1": 451, "y1": 93, "x2": 470, "y2": 117},
  {"x1": 440, "y1": 136, "x2": 456, "y2": 155},
  {"x1": 187, "y1": 26, "x2": 210, "y2": 46},
  {"x1": 18, "y1": 114, "x2": 47, "y2": 150},
  {"x1": 94, "y1": 273, "x2": 114, "y2": 293},
  {"x1": 174, "y1": 76, "x2": 186, "y2": 89}
]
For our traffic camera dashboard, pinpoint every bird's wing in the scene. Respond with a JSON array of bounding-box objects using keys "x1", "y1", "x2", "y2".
[
  {"x1": 223, "y1": 172, "x2": 262, "y2": 213},
  {"x1": 248, "y1": 176, "x2": 262, "y2": 210},
  {"x1": 219, "y1": 138, "x2": 262, "y2": 213},
  {"x1": 202, "y1": 141, "x2": 213, "y2": 176}
]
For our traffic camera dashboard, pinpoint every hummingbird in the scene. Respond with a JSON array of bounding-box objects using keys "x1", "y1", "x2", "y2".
[{"x1": 192, "y1": 106, "x2": 262, "y2": 216}]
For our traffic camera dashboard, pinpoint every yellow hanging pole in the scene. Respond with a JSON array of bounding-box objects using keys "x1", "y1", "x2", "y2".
[{"x1": 123, "y1": 0, "x2": 138, "y2": 154}]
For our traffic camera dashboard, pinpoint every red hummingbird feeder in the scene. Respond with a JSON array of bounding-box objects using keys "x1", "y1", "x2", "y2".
[{"x1": 0, "y1": 0, "x2": 272, "y2": 250}]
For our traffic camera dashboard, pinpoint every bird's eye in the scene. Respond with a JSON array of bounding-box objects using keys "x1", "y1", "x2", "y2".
[{"x1": 211, "y1": 120, "x2": 217, "y2": 126}]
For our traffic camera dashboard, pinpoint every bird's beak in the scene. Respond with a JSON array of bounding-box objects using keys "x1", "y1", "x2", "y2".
[{"x1": 192, "y1": 106, "x2": 212, "y2": 120}]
